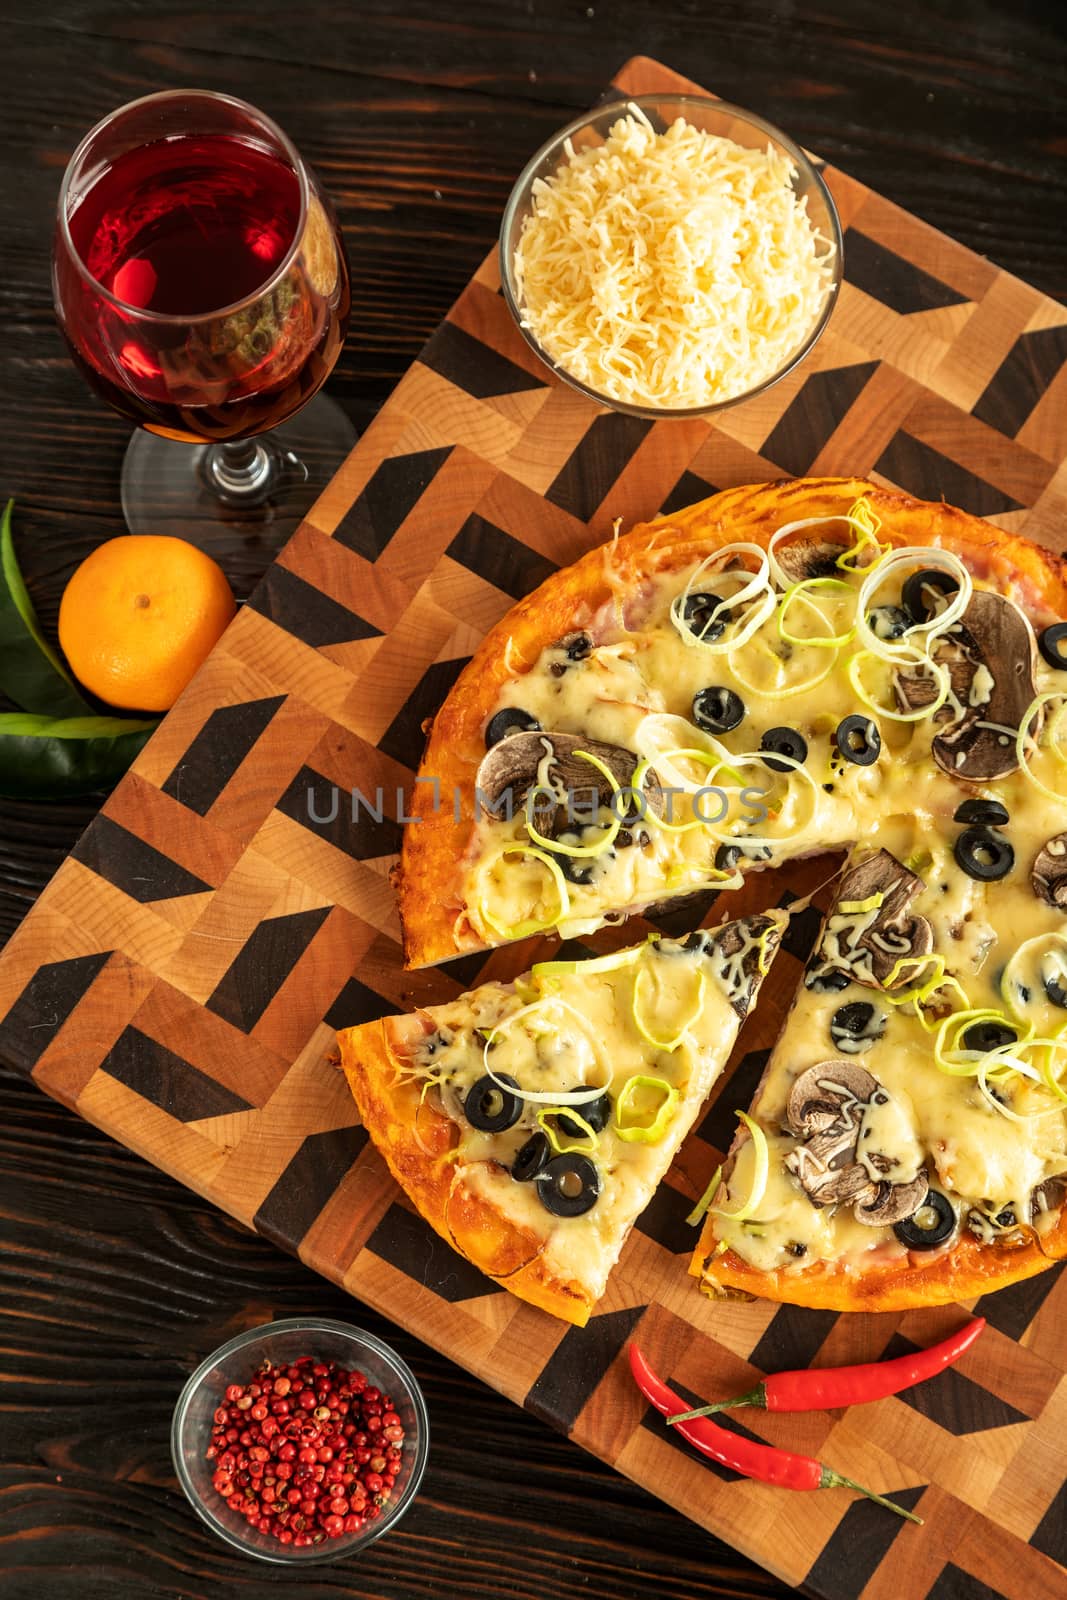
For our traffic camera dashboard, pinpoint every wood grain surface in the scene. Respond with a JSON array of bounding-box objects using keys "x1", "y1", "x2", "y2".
[{"x1": 1, "y1": 5, "x2": 1065, "y2": 1599}]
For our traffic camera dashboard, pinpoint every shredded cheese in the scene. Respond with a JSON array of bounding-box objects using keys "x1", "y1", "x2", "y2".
[{"x1": 513, "y1": 106, "x2": 835, "y2": 408}]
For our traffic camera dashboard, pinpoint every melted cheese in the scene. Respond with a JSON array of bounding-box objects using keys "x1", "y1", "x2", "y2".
[
  {"x1": 929, "y1": 1083, "x2": 1066, "y2": 1208},
  {"x1": 713, "y1": 1134, "x2": 898, "y2": 1274},
  {"x1": 857, "y1": 1089, "x2": 924, "y2": 1185},
  {"x1": 512, "y1": 108, "x2": 835, "y2": 409}
]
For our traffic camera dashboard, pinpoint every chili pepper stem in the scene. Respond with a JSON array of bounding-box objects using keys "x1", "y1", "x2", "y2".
[
  {"x1": 667, "y1": 1385, "x2": 767, "y2": 1424},
  {"x1": 821, "y1": 1469, "x2": 922, "y2": 1523}
]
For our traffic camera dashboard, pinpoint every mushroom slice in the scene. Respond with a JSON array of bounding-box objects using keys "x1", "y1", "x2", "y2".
[
  {"x1": 903, "y1": 590, "x2": 1038, "y2": 782},
  {"x1": 896, "y1": 646, "x2": 974, "y2": 715},
  {"x1": 854, "y1": 1172, "x2": 929, "y2": 1227},
  {"x1": 475, "y1": 731, "x2": 663, "y2": 833},
  {"x1": 773, "y1": 538, "x2": 845, "y2": 582},
  {"x1": 784, "y1": 1062, "x2": 931, "y2": 1226},
  {"x1": 814, "y1": 849, "x2": 934, "y2": 990},
  {"x1": 696, "y1": 912, "x2": 785, "y2": 1020},
  {"x1": 1031, "y1": 1174, "x2": 1067, "y2": 1221},
  {"x1": 786, "y1": 1061, "x2": 879, "y2": 1138},
  {"x1": 1032, "y1": 832, "x2": 1067, "y2": 910},
  {"x1": 784, "y1": 1062, "x2": 880, "y2": 1208},
  {"x1": 788, "y1": 1147, "x2": 878, "y2": 1209}
]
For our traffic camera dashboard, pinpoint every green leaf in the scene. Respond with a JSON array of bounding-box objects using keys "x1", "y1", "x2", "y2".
[
  {"x1": 0, "y1": 500, "x2": 93, "y2": 718},
  {"x1": 0, "y1": 712, "x2": 157, "y2": 799}
]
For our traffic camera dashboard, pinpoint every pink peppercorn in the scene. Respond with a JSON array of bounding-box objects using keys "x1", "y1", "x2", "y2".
[{"x1": 204, "y1": 1353, "x2": 407, "y2": 1546}]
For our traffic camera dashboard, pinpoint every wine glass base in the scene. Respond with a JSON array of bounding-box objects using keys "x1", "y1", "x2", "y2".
[{"x1": 119, "y1": 392, "x2": 357, "y2": 589}]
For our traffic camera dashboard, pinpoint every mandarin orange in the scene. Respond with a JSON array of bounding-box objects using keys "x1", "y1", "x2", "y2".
[{"x1": 58, "y1": 535, "x2": 236, "y2": 712}]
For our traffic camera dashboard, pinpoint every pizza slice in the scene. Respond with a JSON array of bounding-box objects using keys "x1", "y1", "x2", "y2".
[
  {"x1": 692, "y1": 826, "x2": 1067, "y2": 1310},
  {"x1": 338, "y1": 911, "x2": 786, "y2": 1325}
]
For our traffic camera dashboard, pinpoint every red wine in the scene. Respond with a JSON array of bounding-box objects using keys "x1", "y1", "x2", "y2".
[
  {"x1": 71, "y1": 133, "x2": 302, "y2": 315},
  {"x1": 55, "y1": 132, "x2": 350, "y2": 442}
]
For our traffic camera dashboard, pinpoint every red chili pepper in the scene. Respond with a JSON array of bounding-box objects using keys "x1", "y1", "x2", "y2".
[
  {"x1": 630, "y1": 1345, "x2": 921, "y2": 1522},
  {"x1": 667, "y1": 1316, "x2": 985, "y2": 1424}
]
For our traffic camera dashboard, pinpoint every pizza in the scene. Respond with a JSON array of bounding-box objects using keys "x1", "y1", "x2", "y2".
[
  {"x1": 389, "y1": 476, "x2": 1067, "y2": 1311},
  {"x1": 337, "y1": 913, "x2": 785, "y2": 1324}
]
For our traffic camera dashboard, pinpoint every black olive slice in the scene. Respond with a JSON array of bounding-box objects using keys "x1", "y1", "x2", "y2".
[
  {"x1": 893, "y1": 1189, "x2": 956, "y2": 1250},
  {"x1": 549, "y1": 834, "x2": 597, "y2": 886},
  {"x1": 830, "y1": 1000, "x2": 886, "y2": 1054},
  {"x1": 485, "y1": 708, "x2": 541, "y2": 748},
  {"x1": 1045, "y1": 974, "x2": 1067, "y2": 1008},
  {"x1": 511, "y1": 1131, "x2": 551, "y2": 1183},
  {"x1": 558, "y1": 1092, "x2": 611, "y2": 1138},
  {"x1": 954, "y1": 826, "x2": 1015, "y2": 883},
  {"x1": 615, "y1": 827, "x2": 650, "y2": 850},
  {"x1": 1043, "y1": 955, "x2": 1067, "y2": 1009},
  {"x1": 715, "y1": 842, "x2": 773, "y2": 873},
  {"x1": 548, "y1": 633, "x2": 594, "y2": 677},
  {"x1": 962, "y1": 1019, "x2": 1018, "y2": 1053},
  {"x1": 561, "y1": 632, "x2": 593, "y2": 661},
  {"x1": 716, "y1": 842, "x2": 742, "y2": 873},
  {"x1": 760, "y1": 726, "x2": 808, "y2": 773},
  {"x1": 681, "y1": 592, "x2": 726, "y2": 642},
  {"x1": 834, "y1": 713, "x2": 881, "y2": 767},
  {"x1": 560, "y1": 858, "x2": 595, "y2": 885},
  {"x1": 1038, "y1": 622, "x2": 1067, "y2": 672},
  {"x1": 901, "y1": 568, "x2": 959, "y2": 625},
  {"x1": 868, "y1": 604, "x2": 912, "y2": 641},
  {"x1": 536, "y1": 1153, "x2": 600, "y2": 1217},
  {"x1": 464, "y1": 1073, "x2": 523, "y2": 1133},
  {"x1": 692, "y1": 685, "x2": 745, "y2": 734},
  {"x1": 805, "y1": 964, "x2": 851, "y2": 994},
  {"x1": 953, "y1": 798, "x2": 1009, "y2": 827}
]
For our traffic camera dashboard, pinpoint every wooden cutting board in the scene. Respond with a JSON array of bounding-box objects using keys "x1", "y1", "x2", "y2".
[{"x1": 2, "y1": 53, "x2": 1066, "y2": 1600}]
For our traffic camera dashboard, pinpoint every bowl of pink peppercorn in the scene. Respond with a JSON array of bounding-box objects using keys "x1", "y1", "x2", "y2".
[{"x1": 171, "y1": 1318, "x2": 430, "y2": 1563}]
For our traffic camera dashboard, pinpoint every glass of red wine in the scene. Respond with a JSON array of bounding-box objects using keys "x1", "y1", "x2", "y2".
[{"x1": 52, "y1": 90, "x2": 353, "y2": 552}]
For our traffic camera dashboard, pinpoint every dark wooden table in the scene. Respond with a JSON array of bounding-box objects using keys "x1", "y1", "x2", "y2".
[{"x1": 1, "y1": 4, "x2": 1064, "y2": 1596}]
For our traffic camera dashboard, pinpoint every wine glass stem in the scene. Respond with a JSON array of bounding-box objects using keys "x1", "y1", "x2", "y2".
[{"x1": 203, "y1": 438, "x2": 280, "y2": 507}]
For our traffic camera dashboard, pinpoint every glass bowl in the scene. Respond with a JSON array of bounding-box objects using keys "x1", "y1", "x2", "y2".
[
  {"x1": 499, "y1": 93, "x2": 843, "y2": 419},
  {"x1": 171, "y1": 1317, "x2": 429, "y2": 1565}
]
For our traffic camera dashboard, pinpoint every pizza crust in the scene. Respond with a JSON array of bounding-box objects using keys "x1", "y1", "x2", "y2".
[
  {"x1": 692, "y1": 1209, "x2": 1067, "y2": 1311},
  {"x1": 399, "y1": 476, "x2": 1067, "y2": 970}
]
